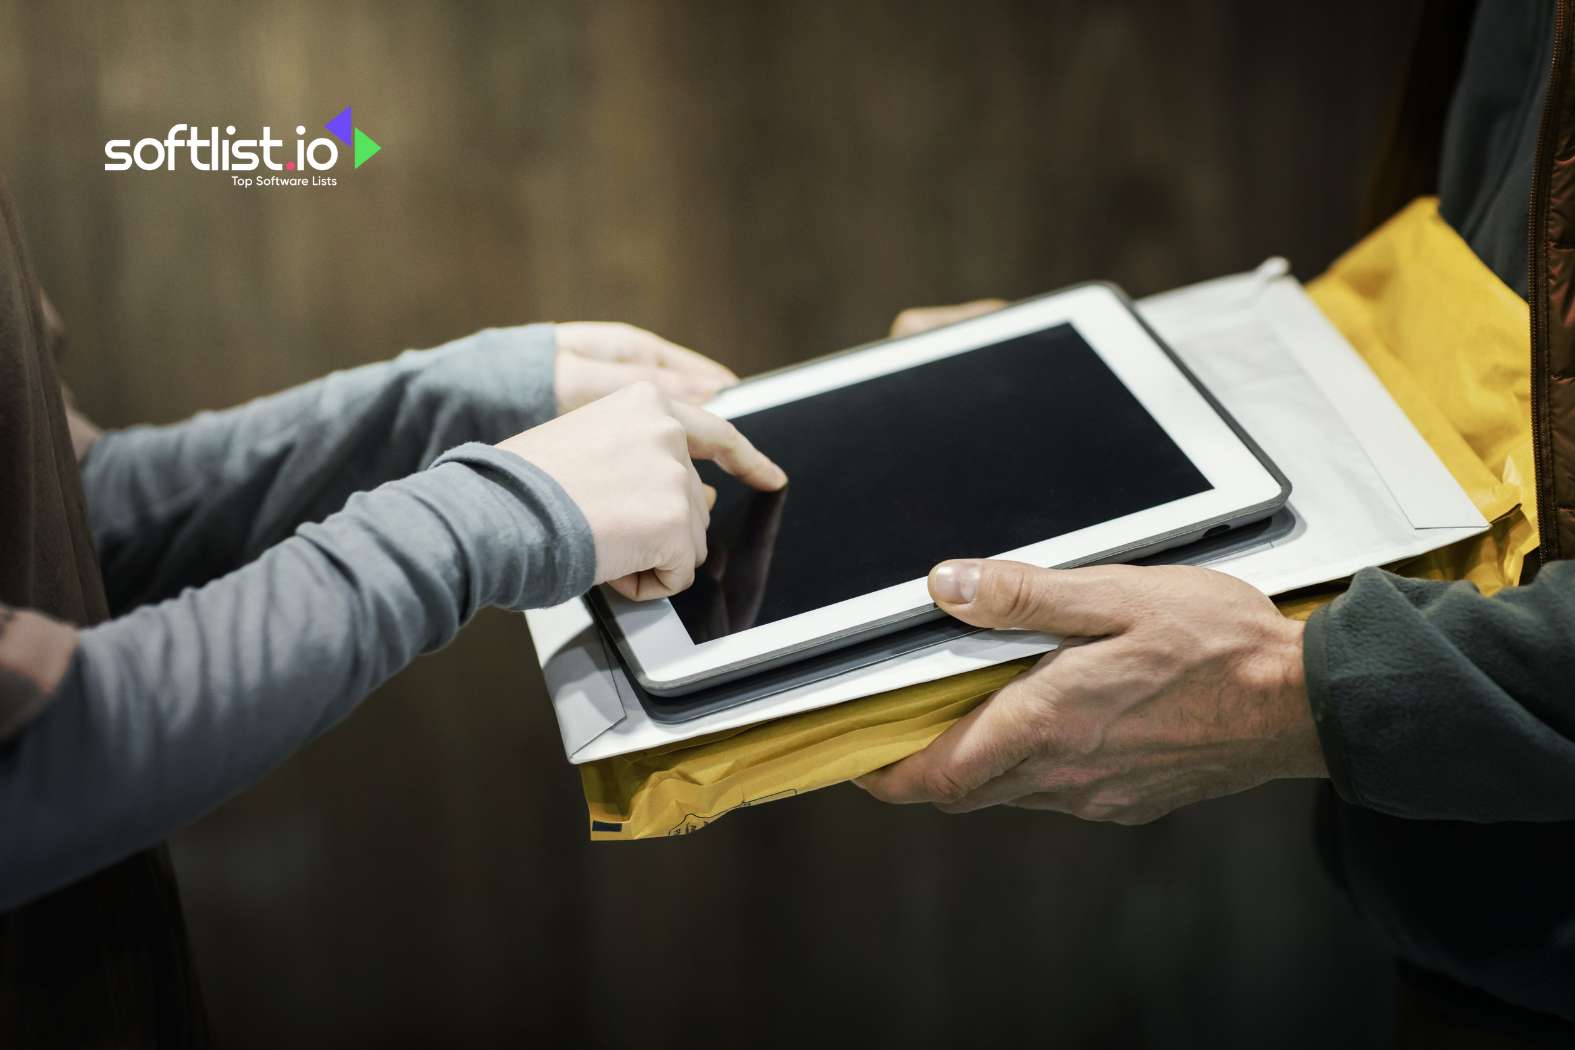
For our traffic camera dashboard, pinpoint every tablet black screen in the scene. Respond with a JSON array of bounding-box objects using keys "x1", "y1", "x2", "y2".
[{"x1": 670, "y1": 322, "x2": 1211, "y2": 643}]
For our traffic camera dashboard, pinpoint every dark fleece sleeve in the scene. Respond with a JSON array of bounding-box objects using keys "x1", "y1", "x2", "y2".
[{"x1": 1304, "y1": 561, "x2": 1575, "y2": 821}]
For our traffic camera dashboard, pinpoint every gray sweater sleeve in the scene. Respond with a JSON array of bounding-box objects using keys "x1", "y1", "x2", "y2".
[
  {"x1": 81, "y1": 324, "x2": 558, "y2": 612},
  {"x1": 1304, "y1": 561, "x2": 1575, "y2": 821},
  {"x1": 0, "y1": 443, "x2": 594, "y2": 910}
]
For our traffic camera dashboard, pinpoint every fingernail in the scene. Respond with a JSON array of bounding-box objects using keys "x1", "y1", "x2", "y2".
[{"x1": 930, "y1": 561, "x2": 980, "y2": 604}]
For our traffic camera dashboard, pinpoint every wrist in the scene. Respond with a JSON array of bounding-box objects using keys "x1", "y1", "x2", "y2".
[
  {"x1": 428, "y1": 442, "x2": 597, "y2": 609},
  {"x1": 1235, "y1": 614, "x2": 1326, "y2": 781},
  {"x1": 1263, "y1": 616, "x2": 1328, "y2": 780}
]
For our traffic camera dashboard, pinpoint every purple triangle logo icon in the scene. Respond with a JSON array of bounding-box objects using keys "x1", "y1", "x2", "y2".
[{"x1": 325, "y1": 106, "x2": 353, "y2": 148}]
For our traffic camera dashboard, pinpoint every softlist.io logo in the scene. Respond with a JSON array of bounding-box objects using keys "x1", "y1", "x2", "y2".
[{"x1": 103, "y1": 105, "x2": 382, "y2": 189}]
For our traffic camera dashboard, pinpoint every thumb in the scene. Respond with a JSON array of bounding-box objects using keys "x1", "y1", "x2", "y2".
[{"x1": 928, "y1": 559, "x2": 1131, "y2": 636}]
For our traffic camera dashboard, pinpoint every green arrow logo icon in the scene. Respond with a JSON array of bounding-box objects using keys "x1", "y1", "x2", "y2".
[
  {"x1": 325, "y1": 106, "x2": 382, "y2": 169},
  {"x1": 353, "y1": 127, "x2": 381, "y2": 169}
]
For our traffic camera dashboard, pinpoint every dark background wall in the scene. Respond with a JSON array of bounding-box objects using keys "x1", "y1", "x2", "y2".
[{"x1": 2, "y1": 1, "x2": 1423, "y2": 1046}]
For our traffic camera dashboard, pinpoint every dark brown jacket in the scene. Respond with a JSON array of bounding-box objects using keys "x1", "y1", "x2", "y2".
[
  {"x1": 1370, "y1": 0, "x2": 1574, "y2": 563},
  {"x1": 0, "y1": 181, "x2": 207, "y2": 1046},
  {"x1": 1530, "y1": 0, "x2": 1575, "y2": 561}
]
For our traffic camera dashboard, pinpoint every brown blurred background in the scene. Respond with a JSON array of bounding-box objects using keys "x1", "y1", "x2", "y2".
[{"x1": 2, "y1": 1, "x2": 1422, "y2": 1046}]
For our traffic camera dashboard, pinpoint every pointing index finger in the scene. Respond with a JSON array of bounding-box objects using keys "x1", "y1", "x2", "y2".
[{"x1": 671, "y1": 402, "x2": 788, "y2": 491}]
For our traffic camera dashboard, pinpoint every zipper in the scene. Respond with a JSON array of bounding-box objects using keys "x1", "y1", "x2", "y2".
[{"x1": 1528, "y1": 0, "x2": 1567, "y2": 567}]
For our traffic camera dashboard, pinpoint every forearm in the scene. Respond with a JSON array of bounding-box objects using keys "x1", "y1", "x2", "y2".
[
  {"x1": 1305, "y1": 562, "x2": 1575, "y2": 821},
  {"x1": 83, "y1": 324, "x2": 558, "y2": 611},
  {"x1": 0, "y1": 443, "x2": 592, "y2": 910}
]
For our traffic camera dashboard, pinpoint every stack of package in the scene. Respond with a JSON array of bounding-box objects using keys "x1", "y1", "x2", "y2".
[{"x1": 525, "y1": 198, "x2": 1531, "y2": 840}]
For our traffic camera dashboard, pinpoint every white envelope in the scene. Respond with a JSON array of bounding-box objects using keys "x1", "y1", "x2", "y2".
[{"x1": 525, "y1": 261, "x2": 1488, "y2": 764}]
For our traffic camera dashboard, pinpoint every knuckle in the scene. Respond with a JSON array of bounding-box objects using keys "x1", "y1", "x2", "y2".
[
  {"x1": 1051, "y1": 764, "x2": 1104, "y2": 793},
  {"x1": 656, "y1": 418, "x2": 686, "y2": 451},
  {"x1": 646, "y1": 492, "x2": 688, "y2": 533},
  {"x1": 714, "y1": 417, "x2": 742, "y2": 448},
  {"x1": 1032, "y1": 699, "x2": 1100, "y2": 758},
  {"x1": 1100, "y1": 788, "x2": 1140, "y2": 811},
  {"x1": 985, "y1": 565, "x2": 1041, "y2": 623},
  {"x1": 661, "y1": 458, "x2": 689, "y2": 485},
  {"x1": 1071, "y1": 798, "x2": 1106, "y2": 822},
  {"x1": 663, "y1": 492, "x2": 691, "y2": 528},
  {"x1": 859, "y1": 776, "x2": 900, "y2": 804},
  {"x1": 1064, "y1": 728, "x2": 1103, "y2": 759},
  {"x1": 920, "y1": 766, "x2": 971, "y2": 806},
  {"x1": 1050, "y1": 640, "x2": 1094, "y2": 670},
  {"x1": 627, "y1": 378, "x2": 661, "y2": 401}
]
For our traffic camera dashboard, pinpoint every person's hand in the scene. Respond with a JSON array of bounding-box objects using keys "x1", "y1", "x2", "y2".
[
  {"x1": 554, "y1": 322, "x2": 738, "y2": 413},
  {"x1": 889, "y1": 299, "x2": 1008, "y2": 338},
  {"x1": 497, "y1": 382, "x2": 786, "y2": 600},
  {"x1": 856, "y1": 559, "x2": 1325, "y2": 824}
]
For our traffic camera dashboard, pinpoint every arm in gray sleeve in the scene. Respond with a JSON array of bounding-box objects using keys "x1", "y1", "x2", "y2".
[
  {"x1": 81, "y1": 325, "x2": 559, "y2": 612},
  {"x1": 1303, "y1": 561, "x2": 1575, "y2": 821},
  {"x1": 0, "y1": 443, "x2": 593, "y2": 911}
]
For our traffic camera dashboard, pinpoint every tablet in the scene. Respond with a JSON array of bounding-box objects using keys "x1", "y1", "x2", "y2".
[
  {"x1": 621, "y1": 509, "x2": 1298, "y2": 724},
  {"x1": 589, "y1": 282, "x2": 1290, "y2": 695}
]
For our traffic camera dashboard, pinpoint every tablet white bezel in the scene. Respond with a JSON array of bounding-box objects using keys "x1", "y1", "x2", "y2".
[{"x1": 600, "y1": 282, "x2": 1286, "y2": 690}]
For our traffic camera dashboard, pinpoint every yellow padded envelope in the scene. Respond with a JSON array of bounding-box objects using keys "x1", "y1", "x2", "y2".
[{"x1": 581, "y1": 197, "x2": 1535, "y2": 840}]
